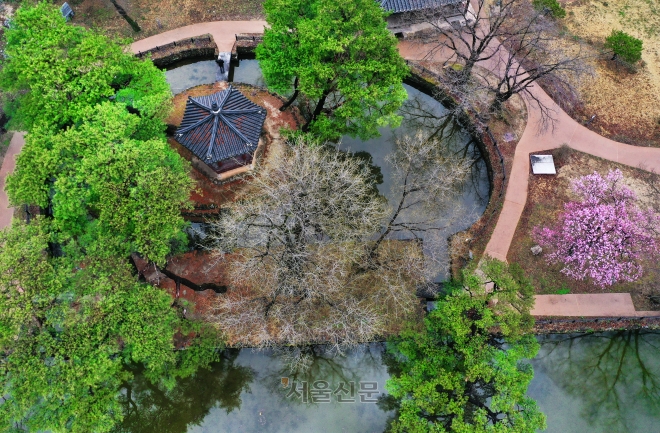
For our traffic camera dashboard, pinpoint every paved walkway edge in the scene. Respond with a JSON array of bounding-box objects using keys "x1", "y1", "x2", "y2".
[{"x1": 0, "y1": 132, "x2": 25, "y2": 229}]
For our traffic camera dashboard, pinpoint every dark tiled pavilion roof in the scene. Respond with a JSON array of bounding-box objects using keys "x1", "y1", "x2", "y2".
[
  {"x1": 175, "y1": 86, "x2": 267, "y2": 165},
  {"x1": 380, "y1": 0, "x2": 463, "y2": 13}
]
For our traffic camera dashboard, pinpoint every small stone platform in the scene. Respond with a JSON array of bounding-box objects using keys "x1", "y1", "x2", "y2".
[{"x1": 532, "y1": 293, "x2": 660, "y2": 317}]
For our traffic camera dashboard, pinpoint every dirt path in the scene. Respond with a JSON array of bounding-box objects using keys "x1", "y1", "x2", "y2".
[{"x1": 0, "y1": 132, "x2": 25, "y2": 229}]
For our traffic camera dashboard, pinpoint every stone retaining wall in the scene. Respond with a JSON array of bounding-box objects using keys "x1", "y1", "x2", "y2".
[{"x1": 136, "y1": 34, "x2": 218, "y2": 68}]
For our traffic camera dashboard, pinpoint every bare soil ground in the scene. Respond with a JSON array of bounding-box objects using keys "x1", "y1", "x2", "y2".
[
  {"x1": 507, "y1": 146, "x2": 660, "y2": 310},
  {"x1": 561, "y1": 0, "x2": 660, "y2": 146},
  {"x1": 66, "y1": 0, "x2": 264, "y2": 39}
]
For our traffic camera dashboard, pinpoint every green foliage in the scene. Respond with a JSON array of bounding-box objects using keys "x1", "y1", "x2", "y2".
[
  {"x1": 604, "y1": 30, "x2": 643, "y2": 64},
  {"x1": 0, "y1": 219, "x2": 221, "y2": 433},
  {"x1": 532, "y1": 0, "x2": 567, "y2": 18},
  {"x1": 385, "y1": 259, "x2": 546, "y2": 433},
  {"x1": 257, "y1": 0, "x2": 409, "y2": 141},
  {"x1": 6, "y1": 103, "x2": 193, "y2": 264},
  {"x1": 0, "y1": 2, "x2": 171, "y2": 133}
]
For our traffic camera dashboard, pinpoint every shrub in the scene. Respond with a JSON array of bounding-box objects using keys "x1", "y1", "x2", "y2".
[
  {"x1": 533, "y1": 0, "x2": 567, "y2": 18},
  {"x1": 605, "y1": 30, "x2": 643, "y2": 64}
]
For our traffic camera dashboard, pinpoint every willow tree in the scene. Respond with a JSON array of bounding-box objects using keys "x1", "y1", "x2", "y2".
[{"x1": 256, "y1": 0, "x2": 409, "y2": 141}]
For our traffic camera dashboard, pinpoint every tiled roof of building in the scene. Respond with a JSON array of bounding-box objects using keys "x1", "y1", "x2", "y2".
[
  {"x1": 175, "y1": 86, "x2": 266, "y2": 164},
  {"x1": 380, "y1": 0, "x2": 463, "y2": 13}
]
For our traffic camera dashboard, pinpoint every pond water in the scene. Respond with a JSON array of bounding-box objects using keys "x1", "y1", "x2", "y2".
[
  {"x1": 116, "y1": 331, "x2": 660, "y2": 433},
  {"x1": 165, "y1": 58, "x2": 267, "y2": 94},
  {"x1": 164, "y1": 57, "x2": 489, "y2": 281},
  {"x1": 529, "y1": 330, "x2": 660, "y2": 433},
  {"x1": 153, "y1": 60, "x2": 660, "y2": 433}
]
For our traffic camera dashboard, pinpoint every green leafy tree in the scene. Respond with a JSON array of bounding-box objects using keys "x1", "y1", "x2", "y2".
[
  {"x1": 0, "y1": 219, "x2": 219, "y2": 433},
  {"x1": 257, "y1": 0, "x2": 409, "y2": 141},
  {"x1": 532, "y1": 0, "x2": 566, "y2": 19},
  {"x1": 6, "y1": 103, "x2": 193, "y2": 264},
  {"x1": 0, "y1": 2, "x2": 171, "y2": 134},
  {"x1": 384, "y1": 259, "x2": 546, "y2": 432},
  {"x1": 604, "y1": 30, "x2": 643, "y2": 64}
]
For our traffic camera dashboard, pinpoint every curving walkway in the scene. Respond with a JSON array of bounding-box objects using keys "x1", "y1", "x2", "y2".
[
  {"x1": 398, "y1": 41, "x2": 660, "y2": 262},
  {"x1": 0, "y1": 20, "x2": 655, "y2": 316}
]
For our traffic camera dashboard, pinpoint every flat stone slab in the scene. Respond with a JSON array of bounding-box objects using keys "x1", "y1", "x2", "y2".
[{"x1": 532, "y1": 293, "x2": 639, "y2": 317}]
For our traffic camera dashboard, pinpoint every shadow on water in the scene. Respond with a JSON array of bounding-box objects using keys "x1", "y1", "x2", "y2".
[{"x1": 529, "y1": 330, "x2": 660, "y2": 433}]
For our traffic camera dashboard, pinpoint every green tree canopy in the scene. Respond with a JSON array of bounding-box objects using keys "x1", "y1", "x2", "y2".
[
  {"x1": 0, "y1": 219, "x2": 219, "y2": 433},
  {"x1": 0, "y1": 2, "x2": 171, "y2": 134},
  {"x1": 384, "y1": 259, "x2": 546, "y2": 433},
  {"x1": 604, "y1": 30, "x2": 643, "y2": 64},
  {"x1": 257, "y1": 0, "x2": 409, "y2": 141},
  {"x1": 6, "y1": 103, "x2": 193, "y2": 264}
]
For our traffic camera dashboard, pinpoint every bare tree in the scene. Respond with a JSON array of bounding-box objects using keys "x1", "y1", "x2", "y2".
[
  {"x1": 207, "y1": 137, "x2": 420, "y2": 352},
  {"x1": 409, "y1": 0, "x2": 589, "y2": 130},
  {"x1": 475, "y1": 3, "x2": 590, "y2": 131},
  {"x1": 206, "y1": 132, "x2": 472, "y2": 351},
  {"x1": 411, "y1": 0, "x2": 513, "y2": 81},
  {"x1": 369, "y1": 131, "x2": 473, "y2": 270}
]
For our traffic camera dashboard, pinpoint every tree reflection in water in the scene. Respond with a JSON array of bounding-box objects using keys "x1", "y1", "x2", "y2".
[
  {"x1": 397, "y1": 91, "x2": 489, "y2": 208},
  {"x1": 534, "y1": 330, "x2": 660, "y2": 432},
  {"x1": 114, "y1": 350, "x2": 255, "y2": 433},
  {"x1": 259, "y1": 344, "x2": 387, "y2": 406}
]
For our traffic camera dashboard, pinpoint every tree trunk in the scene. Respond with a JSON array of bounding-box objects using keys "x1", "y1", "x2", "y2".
[
  {"x1": 490, "y1": 92, "x2": 509, "y2": 113},
  {"x1": 302, "y1": 90, "x2": 329, "y2": 132},
  {"x1": 280, "y1": 77, "x2": 299, "y2": 111}
]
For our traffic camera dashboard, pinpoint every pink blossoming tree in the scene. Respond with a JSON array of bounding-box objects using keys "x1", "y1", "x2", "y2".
[{"x1": 533, "y1": 169, "x2": 660, "y2": 287}]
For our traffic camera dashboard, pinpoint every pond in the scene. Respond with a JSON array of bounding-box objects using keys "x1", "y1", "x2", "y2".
[
  {"x1": 165, "y1": 58, "x2": 266, "y2": 94},
  {"x1": 116, "y1": 331, "x2": 660, "y2": 432},
  {"x1": 157, "y1": 59, "x2": 660, "y2": 433},
  {"x1": 165, "y1": 57, "x2": 490, "y2": 281}
]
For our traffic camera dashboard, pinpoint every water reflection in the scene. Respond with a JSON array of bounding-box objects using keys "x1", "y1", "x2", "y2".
[
  {"x1": 165, "y1": 59, "x2": 223, "y2": 95},
  {"x1": 530, "y1": 330, "x2": 660, "y2": 433},
  {"x1": 114, "y1": 350, "x2": 255, "y2": 433},
  {"x1": 119, "y1": 345, "x2": 392, "y2": 433},
  {"x1": 341, "y1": 85, "x2": 490, "y2": 281}
]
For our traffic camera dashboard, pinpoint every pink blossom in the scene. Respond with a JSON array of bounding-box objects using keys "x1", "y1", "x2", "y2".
[{"x1": 533, "y1": 169, "x2": 660, "y2": 287}]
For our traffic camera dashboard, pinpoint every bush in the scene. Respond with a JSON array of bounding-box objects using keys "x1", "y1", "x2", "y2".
[
  {"x1": 605, "y1": 30, "x2": 643, "y2": 64},
  {"x1": 533, "y1": 0, "x2": 567, "y2": 18}
]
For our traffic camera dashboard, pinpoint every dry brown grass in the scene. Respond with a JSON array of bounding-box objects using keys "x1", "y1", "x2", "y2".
[
  {"x1": 507, "y1": 147, "x2": 660, "y2": 310},
  {"x1": 561, "y1": 0, "x2": 660, "y2": 145},
  {"x1": 67, "y1": 0, "x2": 264, "y2": 39}
]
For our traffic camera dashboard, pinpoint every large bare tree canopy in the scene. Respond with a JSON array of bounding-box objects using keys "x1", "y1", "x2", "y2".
[{"x1": 207, "y1": 134, "x2": 471, "y2": 351}]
